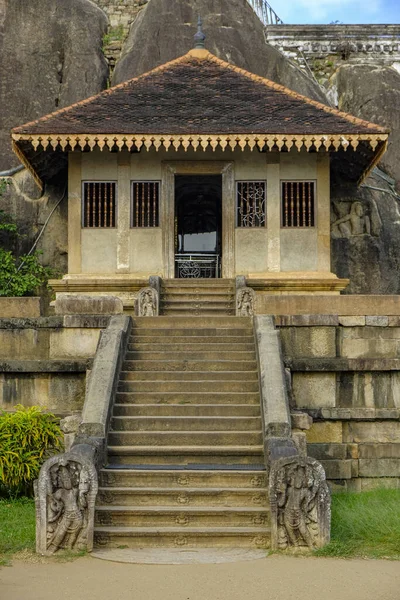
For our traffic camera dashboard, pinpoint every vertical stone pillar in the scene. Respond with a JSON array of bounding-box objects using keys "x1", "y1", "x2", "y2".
[
  {"x1": 221, "y1": 162, "x2": 235, "y2": 279},
  {"x1": 317, "y1": 152, "x2": 331, "y2": 272},
  {"x1": 117, "y1": 152, "x2": 131, "y2": 273},
  {"x1": 68, "y1": 153, "x2": 82, "y2": 274},
  {"x1": 266, "y1": 154, "x2": 281, "y2": 272}
]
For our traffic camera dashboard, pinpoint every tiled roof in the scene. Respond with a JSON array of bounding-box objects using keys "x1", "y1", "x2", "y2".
[{"x1": 13, "y1": 50, "x2": 387, "y2": 137}]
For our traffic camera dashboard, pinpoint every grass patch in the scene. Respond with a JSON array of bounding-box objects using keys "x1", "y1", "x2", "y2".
[
  {"x1": 0, "y1": 497, "x2": 35, "y2": 565},
  {"x1": 314, "y1": 488, "x2": 400, "y2": 559}
]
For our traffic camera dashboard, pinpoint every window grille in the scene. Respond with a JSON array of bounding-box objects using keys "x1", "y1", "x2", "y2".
[
  {"x1": 281, "y1": 181, "x2": 315, "y2": 228},
  {"x1": 131, "y1": 181, "x2": 160, "y2": 227},
  {"x1": 82, "y1": 182, "x2": 116, "y2": 228},
  {"x1": 236, "y1": 181, "x2": 266, "y2": 227}
]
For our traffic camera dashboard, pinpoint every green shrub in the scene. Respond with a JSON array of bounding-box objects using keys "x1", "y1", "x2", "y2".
[
  {"x1": 0, "y1": 405, "x2": 63, "y2": 497},
  {"x1": 0, "y1": 247, "x2": 52, "y2": 297}
]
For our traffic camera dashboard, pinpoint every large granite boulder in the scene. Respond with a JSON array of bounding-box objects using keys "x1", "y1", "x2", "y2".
[
  {"x1": 329, "y1": 64, "x2": 400, "y2": 293},
  {"x1": 0, "y1": 0, "x2": 109, "y2": 171},
  {"x1": 112, "y1": 0, "x2": 327, "y2": 103},
  {"x1": 332, "y1": 64, "x2": 400, "y2": 185}
]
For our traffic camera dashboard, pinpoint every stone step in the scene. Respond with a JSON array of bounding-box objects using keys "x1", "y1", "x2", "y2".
[
  {"x1": 125, "y1": 351, "x2": 256, "y2": 361},
  {"x1": 120, "y1": 370, "x2": 258, "y2": 381},
  {"x1": 161, "y1": 309, "x2": 236, "y2": 317},
  {"x1": 115, "y1": 392, "x2": 260, "y2": 404},
  {"x1": 110, "y1": 416, "x2": 262, "y2": 432},
  {"x1": 113, "y1": 404, "x2": 261, "y2": 417},
  {"x1": 162, "y1": 279, "x2": 235, "y2": 288},
  {"x1": 107, "y1": 445, "x2": 264, "y2": 466},
  {"x1": 97, "y1": 486, "x2": 268, "y2": 507},
  {"x1": 98, "y1": 468, "x2": 267, "y2": 488},
  {"x1": 95, "y1": 506, "x2": 270, "y2": 528},
  {"x1": 161, "y1": 293, "x2": 235, "y2": 301},
  {"x1": 93, "y1": 527, "x2": 270, "y2": 549},
  {"x1": 122, "y1": 361, "x2": 258, "y2": 373},
  {"x1": 161, "y1": 301, "x2": 235, "y2": 309},
  {"x1": 118, "y1": 380, "x2": 259, "y2": 393},
  {"x1": 130, "y1": 317, "x2": 251, "y2": 328},
  {"x1": 128, "y1": 340, "x2": 254, "y2": 351},
  {"x1": 130, "y1": 328, "x2": 253, "y2": 337},
  {"x1": 108, "y1": 430, "x2": 263, "y2": 446}
]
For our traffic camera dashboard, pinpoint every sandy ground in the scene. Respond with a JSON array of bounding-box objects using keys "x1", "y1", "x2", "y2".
[{"x1": 1, "y1": 554, "x2": 400, "y2": 600}]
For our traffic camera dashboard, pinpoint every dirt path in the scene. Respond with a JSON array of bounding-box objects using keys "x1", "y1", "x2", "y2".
[{"x1": 1, "y1": 554, "x2": 400, "y2": 600}]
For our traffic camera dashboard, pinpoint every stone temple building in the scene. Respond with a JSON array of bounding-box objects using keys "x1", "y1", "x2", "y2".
[{"x1": 10, "y1": 28, "x2": 400, "y2": 555}]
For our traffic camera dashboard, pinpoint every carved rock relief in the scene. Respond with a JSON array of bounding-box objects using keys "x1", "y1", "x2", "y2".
[
  {"x1": 331, "y1": 198, "x2": 381, "y2": 238},
  {"x1": 236, "y1": 287, "x2": 256, "y2": 317},
  {"x1": 269, "y1": 456, "x2": 330, "y2": 550},
  {"x1": 137, "y1": 286, "x2": 159, "y2": 316},
  {"x1": 35, "y1": 449, "x2": 98, "y2": 555}
]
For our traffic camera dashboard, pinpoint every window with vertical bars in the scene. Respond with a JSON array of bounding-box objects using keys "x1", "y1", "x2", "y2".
[
  {"x1": 131, "y1": 181, "x2": 160, "y2": 227},
  {"x1": 281, "y1": 181, "x2": 316, "y2": 228},
  {"x1": 236, "y1": 181, "x2": 266, "y2": 227},
  {"x1": 82, "y1": 182, "x2": 116, "y2": 228}
]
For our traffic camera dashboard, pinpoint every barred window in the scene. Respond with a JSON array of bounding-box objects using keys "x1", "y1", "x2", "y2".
[
  {"x1": 236, "y1": 181, "x2": 266, "y2": 227},
  {"x1": 281, "y1": 181, "x2": 315, "y2": 228},
  {"x1": 131, "y1": 181, "x2": 160, "y2": 227},
  {"x1": 82, "y1": 182, "x2": 116, "y2": 228}
]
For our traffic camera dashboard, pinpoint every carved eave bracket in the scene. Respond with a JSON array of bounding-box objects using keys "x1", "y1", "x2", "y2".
[{"x1": 269, "y1": 455, "x2": 331, "y2": 551}]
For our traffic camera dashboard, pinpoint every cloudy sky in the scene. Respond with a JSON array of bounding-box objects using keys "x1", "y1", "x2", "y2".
[{"x1": 272, "y1": 0, "x2": 400, "y2": 24}]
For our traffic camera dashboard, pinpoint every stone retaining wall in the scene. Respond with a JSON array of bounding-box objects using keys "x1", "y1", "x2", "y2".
[
  {"x1": 0, "y1": 316, "x2": 107, "y2": 415},
  {"x1": 278, "y1": 314, "x2": 400, "y2": 491},
  {"x1": 265, "y1": 24, "x2": 400, "y2": 73}
]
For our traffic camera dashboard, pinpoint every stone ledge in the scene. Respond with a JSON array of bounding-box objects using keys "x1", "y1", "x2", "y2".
[
  {"x1": 63, "y1": 315, "x2": 111, "y2": 328},
  {"x1": 275, "y1": 315, "x2": 339, "y2": 327},
  {"x1": 0, "y1": 317, "x2": 63, "y2": 329},
  {"x1": 286, "y1": 357, "x2": 400, "y2": 371},
  {"x1": 358, "y1": 443, "x2": 400, "y2": 459},
  {"x1": 0, "y1": 360, "x2": 92, "y2": 373},
  {"x1": 305, "y1": 407, "x2": 400, "y2": 421}
]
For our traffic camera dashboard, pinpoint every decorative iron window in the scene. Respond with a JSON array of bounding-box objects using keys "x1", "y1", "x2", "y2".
[
  {"x1": 82, "y1": 182, "x2": 116, "y2": 228},
  {"x1": 281, "y1": 181, "x2": 316, "y2": 228},
  {"x1": 236, "y1": 181, "x2": 266, "y2": 227},
  {"x1": 131, "y1": 181, "x2": 160, "y2": 227}
]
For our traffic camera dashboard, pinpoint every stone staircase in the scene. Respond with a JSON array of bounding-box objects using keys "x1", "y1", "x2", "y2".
[
  {"x1": 94, "y1": 316, "x2": 270, "y2": 550},
  {"x1": 160, "y1": 279, "x2": 236, "y2": 316}
]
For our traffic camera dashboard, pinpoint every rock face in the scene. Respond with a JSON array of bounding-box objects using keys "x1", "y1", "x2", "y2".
[
  {"x1": 112, "y1": 0, "x2": 327, "y2": 103},
  {"x1": 0, "y1": 0, "x2": 109, "y2": 171},
  {"x1": 329, "y1": 65, "x2": 400, "y2": 293}
]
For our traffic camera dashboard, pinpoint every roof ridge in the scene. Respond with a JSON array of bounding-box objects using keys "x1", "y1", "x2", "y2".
[{"x1": 203, "y1": 52, "x2": 387, "y2": 133}]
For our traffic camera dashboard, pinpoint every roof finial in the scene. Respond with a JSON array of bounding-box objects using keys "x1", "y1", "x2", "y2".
[{"x1": 194, "y1": 16, "x2": 206, "y2": 49}]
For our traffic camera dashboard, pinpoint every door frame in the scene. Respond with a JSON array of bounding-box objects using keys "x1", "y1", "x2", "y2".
[{"x1": 161, "y1": 161, "x2": 235, "y2": 279}]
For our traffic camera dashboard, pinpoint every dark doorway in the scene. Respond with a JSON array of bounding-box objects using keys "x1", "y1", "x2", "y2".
[{"x1": 175, "y1": 175, "x2": 222, "y2": 278}]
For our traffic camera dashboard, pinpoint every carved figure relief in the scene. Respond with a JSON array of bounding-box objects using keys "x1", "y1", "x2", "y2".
[
  {"x1": 35, "y1": 448, "x2": 98, "y2": 555},
  {"x1": 236, "y1": 287, "x2": 256, "y2": 317},
  {"x1": 331, "y1": 201, "x2": 371, "y2": 238},
  {"x1": 137, "y1": 287, "x2": 158, "y2": 316},
  {"x1": 269, "y1": 456, "x2": 330, "y2": 550}
]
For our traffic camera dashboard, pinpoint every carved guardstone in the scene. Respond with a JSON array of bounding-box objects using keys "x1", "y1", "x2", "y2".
[
  {"x1": 236, "y1": 286, "x2": 256, "y2": 316},
  {"x1": 137, "y1": 286, "x2": 159, "y2": 316},
  {"x1": 34, "y1": 445, "x2": 98, "y2": 555},
  {"x1": 269, "y1": 456, "x2": 330, "y2": 550}
]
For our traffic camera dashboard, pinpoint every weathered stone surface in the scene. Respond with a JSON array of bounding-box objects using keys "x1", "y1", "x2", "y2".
[
  {"x1": 343, "y1": 421, "x2": 400, "y2": 443},
  {"x1": 0, "y1": 329, "x2": 50, "y2": 360},
  {"x1": 359, "y1": 477, "x2": 400, "y2": 491},
  {"x1": 55, "y1": 295, "x2": 124, "y2": 316},
  {"x1": 319, "y1": 459, "x2": 353, "y2": 480},
  {"x1": 112, "y1": 0, "x2": 327, "y2": 104},
  {"x1": 292, "y1": 373, "x2": 336, "y2": 409},
  {"x1": 307, "y1": 443, "x2": 348, "y2": 461},
  {"x1": 0, "y1": 0, "x2": 108, "y2": 171},
  {"x1": 0, "y1": 297, "x2": 43, "y2": 319},
  {"x1": 359, "y1": 459, "x2": 400, "y2": 477},
  {"x1": 50, "y1": 329, "x2": 101, "y2": 359},
  {"x1": 269, "y1": 456, "x2": 330, "y2": 550},
  {"x1": 63, "y1": 315, "x2": 111, "y2": 329},
  {"x1": 306, "y1": 422, "x2": 343, "y2": 444},
  {"x1": 291, "y1": 412, "x2": 313, "y2": 430},
  {"x1": 35, "y1": 444, "x2": 98, "y2": 555},
  {"x1": 330, "y1": 64, "x2": 400, "y2": 294},
  {"x1": 365, "y1": 316, "x2": 389, "y2": 327},
  {"x1": 337, "y1": 371, "x2": 400, "y2": 410},
  {"x1": 358, "y1": 443, "x2": 400, "y2": 459},
  {"x1": 276, "y1": 315, "x2": 339, "y2": 327},
  {"x1": 339, "y1": 316, "x2": 366, "y2": 327},
  {"x1": 280, "y1": 327, "x2": 336, "y2": 359}
]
